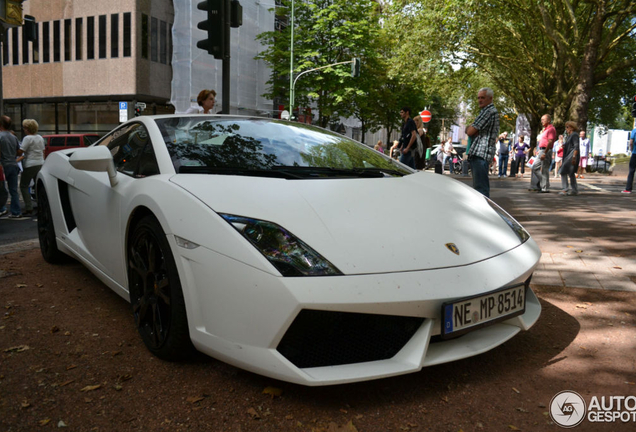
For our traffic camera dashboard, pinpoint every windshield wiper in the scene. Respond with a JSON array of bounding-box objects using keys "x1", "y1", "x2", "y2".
[
  {"x1": 353, "y1": 167, "x2": 407, "y2": 177},
  {"x1": 178, "y1": 166, "x2": 304, "y2": 179},
  {"x1": 178, "y1": 165, "x2": 405, "y2": 179},
  {"x1": 271, "y1": 166, "x2": 390, "y2": 178}
]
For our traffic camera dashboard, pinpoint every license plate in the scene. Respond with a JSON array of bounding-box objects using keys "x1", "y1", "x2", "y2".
[{"x1": 441, "y1": 284, "x2": 526, "y2": 339}]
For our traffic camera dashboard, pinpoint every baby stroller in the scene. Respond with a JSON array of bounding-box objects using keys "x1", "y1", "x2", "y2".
[{"x1": 451, "y1": 150, "x2": 464, "y2": 175}]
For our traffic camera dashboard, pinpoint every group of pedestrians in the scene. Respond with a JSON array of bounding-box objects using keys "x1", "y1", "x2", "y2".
[
  {"x1": 391, "y1": 106, "x2": 428, "y2": 170},
  {"x1": 386, "y1": 94, "x2": 633, "y2": 200},
  {"x1": 492, "y1": 132, "x2": 527, "y2": 178},
  {"x1": 460, "y1": 87, "x2": 609, "y2": 198},
  {"x1": 0, "y1": 115, "x2": 45, "y2": 219},
  {"x1": 527, "y1": 116, "x2": 592, "y2": 195}
]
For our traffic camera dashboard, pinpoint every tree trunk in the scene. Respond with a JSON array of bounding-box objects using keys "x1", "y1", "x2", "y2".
[
  {"x1": 360, "y1": 119, "x2": 366, "y2": 144},
  {"x1": 570, "y1": 2, "x2": 605, "y2": 132},
  {"x1": 527, "y1": 116, "x2": 541, "y2": 151}
]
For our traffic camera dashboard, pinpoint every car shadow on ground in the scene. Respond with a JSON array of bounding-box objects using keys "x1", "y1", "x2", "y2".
[
  {"x1": 7, "y1": 248, "x2": 635, "y2": 431},
  {"x1": 29, "y1": 252, "x2": 583, "y2": 399}
]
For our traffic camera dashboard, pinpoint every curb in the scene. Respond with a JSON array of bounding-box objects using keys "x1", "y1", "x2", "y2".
[{"x1": 0, "y1": 239, "x2": 39, "y2": 255}]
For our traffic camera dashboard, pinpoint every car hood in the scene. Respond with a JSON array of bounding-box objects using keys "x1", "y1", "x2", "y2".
[{"x1": 170, "y1": 172, "x2": 526, "y2": 275}]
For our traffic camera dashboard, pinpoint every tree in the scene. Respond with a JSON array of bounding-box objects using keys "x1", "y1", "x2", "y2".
[
  {"x1": 386, "y1": 0, "x2": 636, "y2": 142},
  {"x1": 256, "y1": 0, "x2": 384, "y2": 128}
]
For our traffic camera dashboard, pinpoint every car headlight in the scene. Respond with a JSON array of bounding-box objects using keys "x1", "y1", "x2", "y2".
[
  {"x1": 220, "y1": 214, "x2": 342, "y2": 277},
  {"x1": 486, "y1": 199, "x2": 530, "y2": 243}
]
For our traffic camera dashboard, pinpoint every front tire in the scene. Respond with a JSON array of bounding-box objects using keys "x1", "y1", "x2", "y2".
[
  {"x1": 128, "y1": 215, "x2": 194, "y2": 361},
  {"x1": 37, "y1": 185, "x2": 66, "y2": 264}
]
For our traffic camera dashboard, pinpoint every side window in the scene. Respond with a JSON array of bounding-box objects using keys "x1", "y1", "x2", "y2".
[
  {"x1": 100, "y1": 123, "x2": 159, "y2": 178},
  {"x1": 50, "y1": 137, "x2": 65, "y2": 147},
  {"x1": 66, "y1": 137, "x2": 80, "y2": 147},
  {"x1": 84, "y1": 135, "x2": 99, "y2": 146}
]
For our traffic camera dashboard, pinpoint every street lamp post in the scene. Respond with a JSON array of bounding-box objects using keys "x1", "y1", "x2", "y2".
[
  {"x1": 291, "y1": 60, "x2": 356, "y2": 105},
  {"x1": 288, "y1": 0, "x2": 295, "y2": 117}
]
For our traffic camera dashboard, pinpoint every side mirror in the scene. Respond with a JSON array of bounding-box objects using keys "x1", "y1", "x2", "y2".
[{"x1": 69, "y1": 146, "x2": 119, "y2": 187}]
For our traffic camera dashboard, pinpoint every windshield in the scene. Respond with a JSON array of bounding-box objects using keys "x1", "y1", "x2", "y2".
[{"x1": 156, "y1": 117, "x2": 412, "y2": 178}]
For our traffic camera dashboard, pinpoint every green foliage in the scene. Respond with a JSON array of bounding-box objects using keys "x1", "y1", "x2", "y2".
[
  {"x1": 603, "y1": 105, "x2": 636, "y2": 131},
  {"x1": 255, "y1": 0, "x2": 459, "y2": 143},
  {"x1": 385, "y1": 0, "x2": 636, "y2": 141},
  {"x1": 256, "y1": 0, "x2": 384, "y2": 128}
]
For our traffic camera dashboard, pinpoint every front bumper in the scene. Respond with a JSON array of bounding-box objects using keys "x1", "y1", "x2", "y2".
[{"x1": 171, "y1": 236, "x2": 542, "y2": 386}]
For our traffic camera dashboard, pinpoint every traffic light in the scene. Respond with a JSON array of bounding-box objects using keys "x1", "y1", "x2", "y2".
[
  {"x1": 631, "y1": 95, "x2": 636, "y2": 118},
  {"x1": 351, "y1": 58, "x2": 360, "y2": 78},
  {"x1": 134, "y1": 102, "x2": 146, "y2": 117},
  {"x1": 197, "y1": 0, "x2": 225, "y2": 59},
  {"x1": 24, "y1": 15, "x2": 37, "y2": 42},
  {"x1": 230, "y1": 0, "x2": 243, "y2": 28}
]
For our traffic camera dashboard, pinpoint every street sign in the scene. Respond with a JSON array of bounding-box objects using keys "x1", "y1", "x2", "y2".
[
  {"x1": 420, "y1": 110, "x2": 432, "y2": 123},
  {"x1": 119, "y1": 102, "x2": 128, "y2": 123}
]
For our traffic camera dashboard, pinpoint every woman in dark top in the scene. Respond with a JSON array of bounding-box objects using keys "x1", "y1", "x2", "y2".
[
  {"x1": 513, "y1": 135, "x2": 530, "y2": 178},
  {"x1": 559, "y1": 121, "x2": 580, "y2": 196}
]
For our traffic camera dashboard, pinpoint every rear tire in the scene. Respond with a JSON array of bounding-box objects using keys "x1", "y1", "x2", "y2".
[
  {"x1": 37, "y1": 186, "x2": 66, "y2": 264},
  {"x1": 128, "y1": 215, "x2": 195, "y2": 361}
]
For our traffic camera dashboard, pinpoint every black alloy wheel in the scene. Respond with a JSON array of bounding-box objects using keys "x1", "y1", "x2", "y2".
[
  {"x1": 37, "y1": 185, "x2": 66, "y2": 263},
  {"x1": 128, "y1": 215, "x2": 194, "y2": 361}
]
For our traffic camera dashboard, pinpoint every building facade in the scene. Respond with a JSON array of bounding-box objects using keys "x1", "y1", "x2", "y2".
[
  {"x1": 2, "y1": 0, "x2": 381, "y2": 146},
  {"x1": 2, "y1": 0, "x2": 175, "y2": 137}
]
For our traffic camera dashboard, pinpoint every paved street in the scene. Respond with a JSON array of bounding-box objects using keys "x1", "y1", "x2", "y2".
[
  {"x1": 1, "y1": 170, "x2": 635, "y2": 431},
  {"x1": 0, "y1": 214, "x2": 38, "y2": 249}
]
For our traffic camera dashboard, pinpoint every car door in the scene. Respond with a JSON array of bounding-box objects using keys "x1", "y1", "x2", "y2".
[{"x1": 66, "y1": 122, "x2": 159, "y2": 285}]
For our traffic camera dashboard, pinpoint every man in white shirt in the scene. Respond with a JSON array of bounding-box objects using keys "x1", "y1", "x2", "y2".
[{"x1": 578, "y1": 130, "x2": 590, "y2": 178}]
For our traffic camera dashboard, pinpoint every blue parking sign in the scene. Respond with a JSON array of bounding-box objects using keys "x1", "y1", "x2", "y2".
[{"x1": 119, "y1": 102, "x2": 128, "y2": 110}]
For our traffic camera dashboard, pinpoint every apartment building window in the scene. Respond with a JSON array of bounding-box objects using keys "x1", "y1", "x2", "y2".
[
  {"x1": 141, "y1": 14, "x2": 149, "y2": 59},
  {"x1": 22, "y1": 26, "x2": 29, "y2": 64},
  {"x1": 98, "y1": 15, "x2": 106, "y2": 59},
  {"x1": 123, "y1": 12, "x2": 131, "y2": 57},
  {"x1": 12, "y1": 27, "x2": 19, "y2": 65},
  {"x1": 111, "y1": 14, "x2": 119, "y2": 58},
  {"x1": 53, "y1": 21, "x2": 61, "y2": 62},
  {"x1": 33, "y1": 23, "x2": 39, "y2": 64},
  {"x1": 87, "y1": 17, "x2": 95, "y2": 60},
  {"x1": 76, "y1": 18, "x2": 83, "y2": 60},
  {"x1": 160, "y1": 21, "x2": 167, "y2": 64},
  {"x1": 64, "y1": 19, "x2": 72, "y2": 61},
  {"x1": 167, "y1": 22, "x2": 172, "y2": 65},
  {"x1": 2, "y1": 31, "x2": 7, "y2": 65},
  {"x1": 43, "y1": 22, "x2": 50, "y2": 62},
  {"x1": 151, "y1": 17, "x2": 158, "y2": 62}
]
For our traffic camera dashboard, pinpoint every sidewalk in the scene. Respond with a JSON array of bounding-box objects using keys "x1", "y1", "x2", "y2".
[{"x1": 460, "y1": 170, "x2": 636, "y2": 292}]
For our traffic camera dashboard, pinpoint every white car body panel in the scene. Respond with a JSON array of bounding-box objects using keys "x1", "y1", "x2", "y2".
[
  {"x1": 35, "y1": 115, "x2": 542, "y2": 386},
  {"x1": 169, "y1": 172, "x2": 522, "y2": 274}
]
